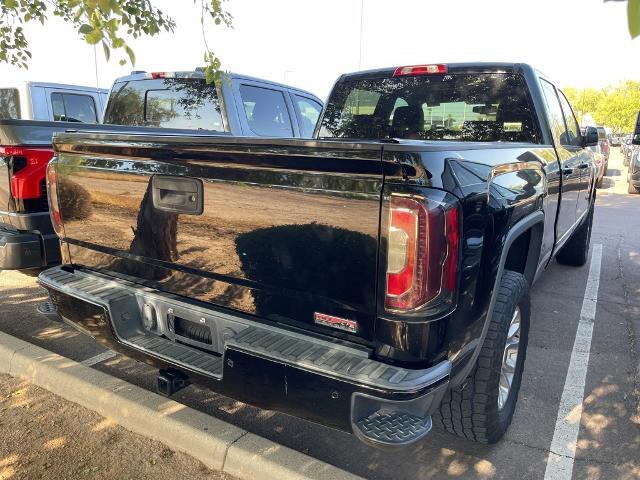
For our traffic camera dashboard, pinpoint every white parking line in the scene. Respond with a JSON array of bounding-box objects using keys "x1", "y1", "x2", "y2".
[
  {"x1": 80, "y1": 350, "x2": 116, "y2": 366},
  {"x1": 544, "y1": 243, "x2": 603, "y2": 480}
]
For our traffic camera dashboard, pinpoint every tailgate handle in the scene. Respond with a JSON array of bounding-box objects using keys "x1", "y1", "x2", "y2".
[{"x1": 152, "y1": 176, "x2": 203, "y2": 215}]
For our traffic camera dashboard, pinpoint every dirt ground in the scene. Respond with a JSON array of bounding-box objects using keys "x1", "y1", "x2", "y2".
[{"x1": 0, "y1": 374, "x2": 235, "y2": 480}]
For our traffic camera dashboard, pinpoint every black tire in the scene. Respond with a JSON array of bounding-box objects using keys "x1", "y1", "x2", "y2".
[
  {"x1": 629, "y1": 181, "x2": 638, "y2": 194},
  {"x1": 555, "y1": 202, "x2": 594, "y2": 267},
  {"x1": 434, "y1": 270, "x2": 530, "y2": 444}
]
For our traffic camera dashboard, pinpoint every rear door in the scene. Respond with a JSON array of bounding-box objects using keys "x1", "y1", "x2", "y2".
[
  {"x1": 557, "y1": 89, "x2": 591, "y2": 221},
  {"x1": 539, "y1": 79, "x2": 585, "y2": 243},
  {"x1": 55, "y1": 136, "x2": 384, "y2": 343}
]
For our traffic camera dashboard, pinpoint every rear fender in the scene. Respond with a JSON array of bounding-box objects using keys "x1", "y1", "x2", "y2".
[
  {"x1": 450, "y1": 209, "x2": 544, "y2": 387},
  {"x1": 449, "y1": 161, "x2": 546, "y2": 387}
]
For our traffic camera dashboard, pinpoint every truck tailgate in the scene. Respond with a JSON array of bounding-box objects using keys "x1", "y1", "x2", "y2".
[{"x1": 53, "y1": 135, "x2": 383, "y2": 342}]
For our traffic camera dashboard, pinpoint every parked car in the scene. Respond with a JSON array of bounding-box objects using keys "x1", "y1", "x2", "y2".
[
  {"x1": 627, "y1": 113, "x2": 640, "y2": 193},
  {"x1": 0, "y1": 81, "x2": 108, "y2": 123},
  {"x1": 0, "y1": 71, "x2": 323, "y2": 272},
  {"x1": 610, "y1": 134, "x2": 621, "y2": 147},
  {"x1": 596, "y1": 126, "x2": 610, "y2": 173},
  {"x1": 40, "y1": 63, "x2": 597, "y2": 448},
  {"x1": 104, "y1": 70, "x2": 324, "y2": 138},
  {"x1": 586, "y1": 136, "x2": 605, "y2": 188},
  {"x1": 623, "y1": 136, "x2": 634, "y2": 166}
]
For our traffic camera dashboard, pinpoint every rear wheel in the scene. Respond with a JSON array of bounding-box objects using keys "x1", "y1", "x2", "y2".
[
  {"x1": 629, "y1": 180, "x2": 638, "y2": 194},
  {"x1": 434, "y1": 270, "x2": 530, "y2": 444},
  {"x1": 556, "y1": 202, "x2": 594, "y2": 267}
]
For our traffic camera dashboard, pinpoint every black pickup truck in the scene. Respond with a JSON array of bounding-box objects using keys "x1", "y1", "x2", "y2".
[{"x1": 38, "y1": 63, "x2": 598, "y2": 448}]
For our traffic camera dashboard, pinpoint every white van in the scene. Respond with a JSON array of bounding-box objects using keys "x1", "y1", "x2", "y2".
[{"x1": 0, "y1": 81, "x2": 109, "y2": 123}]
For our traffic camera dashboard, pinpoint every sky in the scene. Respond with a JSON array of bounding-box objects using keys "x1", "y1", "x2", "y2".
[{"x1": 1, "y1": 0, "x2": 639, "y2": 101}]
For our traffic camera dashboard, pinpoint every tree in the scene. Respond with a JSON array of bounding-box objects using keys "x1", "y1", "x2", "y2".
[
  {"x1": 565, "y1": 81, "x2": 640, "y2": 132},
  {"x1": 0, "y1": 0, "x2": 231, "y2": 82}
]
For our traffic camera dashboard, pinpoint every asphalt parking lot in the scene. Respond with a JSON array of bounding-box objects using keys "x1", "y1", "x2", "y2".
[{"x1": 1, "y1": 150, "x2": 638, "y2": 480}]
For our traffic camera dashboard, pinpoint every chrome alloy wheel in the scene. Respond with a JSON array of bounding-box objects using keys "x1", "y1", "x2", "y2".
[{"x1": 498, "y1": 306, "x2": 521, "y2": 410}]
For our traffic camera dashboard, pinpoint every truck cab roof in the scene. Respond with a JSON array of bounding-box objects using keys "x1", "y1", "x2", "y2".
[
  {"x1": 0, "y1": 80, "x2": 109, "y2": 94},
  {"x1": 338, "y1": 62, "x2": 548, "y2": 82},
  {"x1": 112, "y1": 70, "x2": 322, "y2": 103}
]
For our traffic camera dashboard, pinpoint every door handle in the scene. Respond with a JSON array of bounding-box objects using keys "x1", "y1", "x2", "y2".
[{"x1": 152, "y1": 175, "x2": 203, "y2": 215}]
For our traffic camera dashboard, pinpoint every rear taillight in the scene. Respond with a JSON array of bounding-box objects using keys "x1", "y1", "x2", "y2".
[
  {"x1": 46, "y1": 159, "x2": 64, "y2": 238},
  {"x1": 385, "y1": 194, "x2": 459, "y2": 312},
  {"x1": 393, "y1": 64, "x2": 447, "y2": 77},
  {"x1": 0, "y1": 146, "x2": 55, "y2": 199}
]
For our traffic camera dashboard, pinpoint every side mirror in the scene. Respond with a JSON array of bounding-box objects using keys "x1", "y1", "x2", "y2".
[
  {"x1": 633, "y1": 112, "x2": 640, "y2": 145},
  {"x1": 582, "y1": 126, "x2": 599, "y2": 147}
]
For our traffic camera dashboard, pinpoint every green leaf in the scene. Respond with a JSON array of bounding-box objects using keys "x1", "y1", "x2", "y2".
[
  {"x1": 629, "y1": 0, "x2": 640, "y2": 38},
  {"x1": 125, "y1": 45, "x2": 135, "y2": 65},
  {"x1": 78, "y1": 24, "x2": 94, "y2": 34},
  {"x1": 85, "y1": 30, "x2": 102, "y2": 44},
  {"x1": 102, "y1": 42, "x2": 110, "y2": 61},
  {"x1": 4, "y1": 0, "x2": 18, "y2": 9},
  {"x1": 98, "y1": 0, "x2": 112, "y2": 14}
]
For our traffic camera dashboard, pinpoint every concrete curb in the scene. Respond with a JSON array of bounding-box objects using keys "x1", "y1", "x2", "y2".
[{"x1": 0, "y1": 331, "x2": 363, "y2": 480}]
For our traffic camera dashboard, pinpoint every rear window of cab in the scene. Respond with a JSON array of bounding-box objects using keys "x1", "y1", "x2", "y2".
[
  {"x1": 104, "y1": 78, "x2": 224, "y2": 131},
  {"x1": 318, "y1": 72, "x2": 540, "y2": 143},
  {"x1": 0, "y1": 88, "x2": 21, "y2": 119}
]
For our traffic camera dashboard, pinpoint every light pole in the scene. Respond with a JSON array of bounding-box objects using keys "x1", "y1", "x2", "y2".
[{"x1": 358, "y1": 0, "x2": 364, "y2": 70}]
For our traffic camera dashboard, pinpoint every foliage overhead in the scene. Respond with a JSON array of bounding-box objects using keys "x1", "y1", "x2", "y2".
[
  {"x1": 0, "y1": 0, "x2": 231, "y2": 81},
  {"x1": 605, "y1": 0, "x2": 640, "y2": 37},
  {"x1": 564, "y1": 81, "x2": 640, "y2": 132},
  {"x1": 628, "y1": 0, "x2": 640, "y2": 37}
]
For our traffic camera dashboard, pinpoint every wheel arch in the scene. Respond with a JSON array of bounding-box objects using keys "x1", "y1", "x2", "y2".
[{"x1": 449, "y1": 210, "x2": 544, "y2": 388}]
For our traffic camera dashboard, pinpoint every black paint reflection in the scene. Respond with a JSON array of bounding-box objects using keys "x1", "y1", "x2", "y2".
[
  {"x1": 127, "y1": 179, "x2": 179, "y2": 279},
  {"x1": 235, "y1": 223, "x2": 376, "y2": 320}
]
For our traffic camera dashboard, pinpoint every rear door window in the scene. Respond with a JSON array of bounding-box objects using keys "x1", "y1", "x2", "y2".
[
  {"x1": 104, "y1": 78, "x2": 224, "y2": 131},
  {"x1": 51, "y1": 93, "x2": 98, "y2": 123},
  {"x1": 293, "y1": 95, "x2": 322, "y2": 137},
  {"x1": 0, "y1": 88, "x2": 21, "y2": 119},
  {"x1": 319, "y1": 73, "x2": 539, "y2": 142},
  {"x1": 239, "y1": 85, "x2": 293, "y2": 137}
]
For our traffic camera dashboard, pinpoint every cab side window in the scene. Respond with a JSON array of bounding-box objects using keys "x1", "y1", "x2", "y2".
[
  {"x1": 51, "y1": 93, "x2": 98, "y2": 123},
  {"x1": 293, "y1": 95, "x2": 322, "y2": 138},
  {"x1": 558, "y1": 91, "x2": 582, "y2": 147},
  {"x1": 540, "y1": 80, "x2": 568, "y2": 146},
  {"x1": 239, "y1": 85, "x2": 293, "y2": 137}
]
